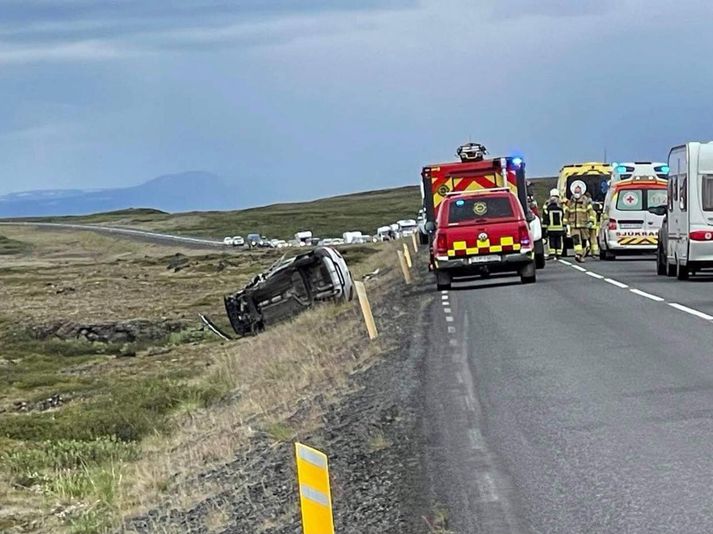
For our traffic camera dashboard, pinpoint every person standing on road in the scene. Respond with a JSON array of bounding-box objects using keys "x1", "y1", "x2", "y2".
[
  {"x1": 583, "y1": 191, "x2": 601, "y2": 258},
  {"x1": 542, "y1": 188, "x2": 565, "y2": 259},
  {"x1": 564, "y1": 185, "x2": 595, "y2": 263}
]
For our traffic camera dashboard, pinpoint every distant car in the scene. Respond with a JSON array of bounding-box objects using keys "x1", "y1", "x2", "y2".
[
  {"x1": 232, "y1": 235, "x2": 245, "y2": 247},
  {"x1": 318, "y1": 238, "x2": 335, "y2": 246},
  {"x1": 430, "y1": 189, "x2": 536, "y2": 289},
  {"x1": 223, "y1": 236, "x2": 234, "y2": 246},
  {"x1": 246, "y1": 233, "x2": 262, "y2": 248},
  {"x1": 331, "y1": 238, "x2": 345, "y2": 246}
]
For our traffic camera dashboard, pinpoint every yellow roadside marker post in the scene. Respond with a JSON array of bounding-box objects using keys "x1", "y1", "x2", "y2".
[
  {"x1": 354, "y1": 280, "x2": 378, "y2": 340},
  {"x1": 411, "y1": 232, "x2": 418, "y2": 253},
  {"x1": 397, "y1": 250, "x2": 412, "y2": 284},
  {"x1": 295, "y1": 443, "x2": 335, "y2": 534},
  {"x1": 402, "y1": 243, "x2": 412, "y2": 269}
]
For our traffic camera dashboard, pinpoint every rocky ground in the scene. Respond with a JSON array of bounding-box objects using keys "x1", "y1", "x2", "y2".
[{"x1": 123, "y1": 264, "x2": 436, "y2": 534}]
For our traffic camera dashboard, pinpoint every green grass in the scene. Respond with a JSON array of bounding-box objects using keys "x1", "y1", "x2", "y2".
[
  {"x1": 7, "y1": 186, "x2": 422, "y2": 240},
  {"x1": 0, "y1": 234, "x2": 30, "y2": 255}
]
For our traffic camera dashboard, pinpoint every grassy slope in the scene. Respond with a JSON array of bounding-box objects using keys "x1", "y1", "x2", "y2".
[{"x1": 10, "y1": 186, "x2": 422, "y2": 241}]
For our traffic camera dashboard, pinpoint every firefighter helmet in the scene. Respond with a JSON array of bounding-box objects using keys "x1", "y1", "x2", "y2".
[
  {"x1": 550, "y1": 188, "x2": 560, "y2": 197},
  {"x1": 457, "y1": 142, "x2": 487, "y2": 162}
]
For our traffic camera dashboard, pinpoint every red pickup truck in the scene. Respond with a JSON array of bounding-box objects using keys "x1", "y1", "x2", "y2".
[{"x1": 428, "y1": 188, "x2": 536, "y2": 289}]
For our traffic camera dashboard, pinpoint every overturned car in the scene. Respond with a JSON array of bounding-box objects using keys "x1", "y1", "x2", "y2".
[{"x1": 222, "y1": 247, "x2": 354, "y2": 337}]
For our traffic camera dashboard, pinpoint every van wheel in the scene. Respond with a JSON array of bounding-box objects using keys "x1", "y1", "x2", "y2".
[
  {"x1": 601, "y1": 248, "x2": 615, "y2": 261},
  {"x1": 520, "y1": 262, "x2": 537, "y2": 284},
  {"x1": 436, "y1": 270, "x2": 452, "y2": 290},
  {"x1": 677, "y1": 260, "x2": 690, "y2": 280}
]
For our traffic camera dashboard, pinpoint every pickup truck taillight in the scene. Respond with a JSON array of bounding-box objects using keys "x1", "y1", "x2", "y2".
[
  {"x1": 518, "y1": 224, "x2": 531, "y2": 247},
  {"x1": 608, "y1": 219, "x2": 618, "y2": 230},
  {"x1": 436, "y1": 233, "x2": 448, "y2": 253},
  {"x1": 690, "y1": 230, "x2": 713, "y2": 241}
]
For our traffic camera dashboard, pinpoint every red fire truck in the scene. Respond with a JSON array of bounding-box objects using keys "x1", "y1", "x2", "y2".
[{"x1": 420, "y1": 144, "x2": 545, "y2": 269}]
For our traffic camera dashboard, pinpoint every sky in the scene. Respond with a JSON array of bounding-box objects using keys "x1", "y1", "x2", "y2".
[{"x1": 1, "y1": 0, "x2": 713, "y2": 205}]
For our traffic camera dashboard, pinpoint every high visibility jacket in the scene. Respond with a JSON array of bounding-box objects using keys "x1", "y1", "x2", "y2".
[
  {"x1": 563, "y1": 198, "x2": 595, "y2": 229},
  {"x1": 542, "y1": 198, "x2": 565, "y2": 231}
]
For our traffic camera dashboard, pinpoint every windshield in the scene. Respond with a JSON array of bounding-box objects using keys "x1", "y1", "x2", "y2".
[
  {"x1": 448, "y1": 196, "x2": 514, "y2": 224},
  {"x1": 615, "y1": 188, "x2": 667, "y2": 211},
  {"x1": 566, "y1": 174, "x2": 610, "y2": 203},
  {"x1": 703, "y1": 175, "x2": 713, "y2": 211}
]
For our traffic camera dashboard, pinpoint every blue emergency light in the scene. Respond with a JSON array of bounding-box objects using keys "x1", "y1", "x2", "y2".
[
  {"x1": 456, "y1": 199, "x2": 465, "y2": 207},
  {"x1": 616, "y1": 165, "x2": 628, "y2": 174},
  {"x1": 660, "y1": 165, "x2": 670, "y2": 174},
  {"x1": 512, "y1": 157, "x2": 524, "y2": 167}
]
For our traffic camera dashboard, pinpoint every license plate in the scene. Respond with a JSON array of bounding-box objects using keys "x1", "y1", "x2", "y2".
[
  {"x1": 620, "y1": 223, "x2": 642, "y2": 229},
  {"x1": 469, "y1": 254, "x2": 500, "y2": 264}
]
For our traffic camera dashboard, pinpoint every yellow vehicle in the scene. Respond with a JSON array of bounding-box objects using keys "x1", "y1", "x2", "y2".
[
  {"x1": 557, "y1": 162, "x2": 613, "y2": 255},
  {"x1": 558, "y1": 162, "x2": 613, "y2": 204}
]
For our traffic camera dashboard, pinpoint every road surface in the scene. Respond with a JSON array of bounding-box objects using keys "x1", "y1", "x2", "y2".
[
  {"x1": 420, "y1": 256, "x2": 713, "y2": 533},
  {"x1": 0, "y1": 221, "x2": 223, "y2": 248}
]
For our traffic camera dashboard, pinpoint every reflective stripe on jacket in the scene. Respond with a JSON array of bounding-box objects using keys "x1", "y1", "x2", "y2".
[{"x1": 563, "y1": 198, "x2": 595, "y2": 229}]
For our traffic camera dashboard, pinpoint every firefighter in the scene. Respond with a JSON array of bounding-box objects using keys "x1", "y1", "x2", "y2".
[
  {"x1": 564, "y1": 185, "x2": 595, "y2": 263},
  {"x1": 542, "y1": 188, "x2": 565, "y2": 259}
]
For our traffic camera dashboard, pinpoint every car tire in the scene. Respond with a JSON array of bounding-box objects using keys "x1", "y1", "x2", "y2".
[
  {"x1": 419, "y1": 232, "x2": 429, "y2": 245},
  {"x1": 535, "y1": 240, "x2": 546, "y2": 269},
  {"x1": 656, "y1": 247, "x2": 667, "y2": 276},
  {"x1": 436, "y1": 270, "x2": 452, "y2": 290},
  {"x1": 520, "y1": 262, "x2": 537, "y2": 284},
  {"x1": 677, "y1": 260, "x2": 690, "y2": 280}
]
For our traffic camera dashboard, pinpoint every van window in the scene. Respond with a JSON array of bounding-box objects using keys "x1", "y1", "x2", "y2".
[
  {"x1": 703, "y1": 175, "x2": 713, "y2": 211},
  {"x1": 448, "y1": 196, "x2": 514, "y2": 224},
  {"x1": 616, "y1": 190, "x2": 643, "y2": 211},
  {"x1": 615, "y1": 189, "x2": 667, "y2": 211},
  {"x1": 680, "y1": 175, "x2": 687, "y2": 212}
]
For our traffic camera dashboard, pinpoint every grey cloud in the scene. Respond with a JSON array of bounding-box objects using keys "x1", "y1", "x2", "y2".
[{"x1": 491, "y1": 0, "x2": 616, "y2": 19}]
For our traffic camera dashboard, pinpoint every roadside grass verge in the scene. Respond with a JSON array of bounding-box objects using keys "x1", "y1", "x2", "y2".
[
  {"x1": 0, "y1": 226, "x2": 395, "y2": 532},
  {"x1": 0, "y1": 234, "x2": 31, "y2": 255}
]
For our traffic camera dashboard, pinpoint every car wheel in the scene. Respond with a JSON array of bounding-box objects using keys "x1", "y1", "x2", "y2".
[
  {"x1": 520, "y1": 262, "x2": 537, "y2": 284},
  {"x1": 656, "y1": 247, "x2": 666, "y2": 276},
  {"x1": 677, "y1": 260, "x2": 690, "y2": 280},
  {"x1": 436, "y1": 270, "x2": 452, "y2": 291},
  {"x1": 419, "y1": 232, "x2": 429, "y2": 245}
]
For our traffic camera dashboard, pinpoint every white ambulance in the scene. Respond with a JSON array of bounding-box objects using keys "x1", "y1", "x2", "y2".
[{"x1": 657, "y1": 142, "x2": 713, "y2": 279}]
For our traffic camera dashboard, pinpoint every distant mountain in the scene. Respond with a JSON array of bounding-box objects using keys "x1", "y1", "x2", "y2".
[{"x1": 0, "y1": 172, "x2": 241, "y2": 217}]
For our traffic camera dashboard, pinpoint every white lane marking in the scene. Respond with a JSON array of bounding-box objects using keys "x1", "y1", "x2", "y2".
[
  {"x1": 585, "y1": 271, "x2": 604, "y2": 279},
  {"x1": 446, "y1": 316, "x2": 454, "y2": 323},
  {"x1": 668, "y1": 303, "x2": 713, "y2": 321},
  {"x1": 449, "y1": 339, "x2": 458, "y2": 347},
  {"x1": 476, "y1": 472, "x2": 500, "y2": 503},
  {"x1": 468, "y1": 428, "x2": 485, "y2": 451},
  {"x1": 605, "y1": 278, "x2": 629, "y2": 289},
  {"x1": 444, "y1": 307, "x2": 452, "y2": 314},
  {"x1": 441, "y1": 294, "x2": 449, "y2": 299},
  {"x1": 630, "y1": 288, "x2": 665, "y2": 302},
  {"x1": 447, "y1": 326, "x2": 456, "y2": 334},
  {"x1": 456, "y1": 372, "x2": 464, "y2": 385},
  {"x1": 441, "y1": 290, "x2": 449, "y2": 295},
  {"x1": 571, "y1": 265, "x2": 587, "y2": 272},
  {"x1": 559, "y1": 259, "x2": 573, "y2": 266}
]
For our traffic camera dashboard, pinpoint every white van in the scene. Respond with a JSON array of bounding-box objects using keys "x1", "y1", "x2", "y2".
[
  {"x1": 597, "y1": 177, "x2": 667, "y2": 260},
  {"x1": 659, "y1": 142, "x2": 713, "y2": 279},
  {"x1": 610, "y1": 161, "x2": 669, "y2": 184}
]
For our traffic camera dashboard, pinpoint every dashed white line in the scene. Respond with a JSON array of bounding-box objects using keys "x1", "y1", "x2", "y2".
[
  {"x1": 585, "y1": 271, "x2": 604, "y2": 279},
  {"x1": 446, "y1": 316, "x2": 454, "y2": 323},
  {"x1": 571, "y1": 265, "x2": 587, "y2": 272},
  {"x1": 630, "y1": 288, "x2": 665, "y2": 302},
  {"x1": 444, "y1": 307, "x2": 452, "y2": 314},
  {"x1": 559, "y1": 259, "x2": 573, "y2": 266},
  {"x1": 668, "y1": 303, "x2": 713, "y2": 321},
  {"x1": 449, "y1": 339, "x2": 458, "y2": 347},
  {"x1": 604, "y1": 278, "x2": 629, "y2": 289},
  {"x1": 447, "y1": 326, "x2": 456, "y2": 334}
]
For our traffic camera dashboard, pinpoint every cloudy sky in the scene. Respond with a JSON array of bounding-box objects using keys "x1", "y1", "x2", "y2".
[{"x1": 1, "y1": 0, "x2": 712, "y2": 205}]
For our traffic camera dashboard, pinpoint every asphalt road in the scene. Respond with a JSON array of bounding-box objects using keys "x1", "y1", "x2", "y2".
[
  {"x1": 420, "y1": 255, "x2": 713, "y2": 533},
  {"x1": 0, "y1": 221, "x2": 223, "y2": 248}
]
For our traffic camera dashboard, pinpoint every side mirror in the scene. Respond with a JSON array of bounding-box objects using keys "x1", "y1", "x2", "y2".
[
  {"x1": 424, "y1": 221, "x2": 436, "y2": 233},
  {"x1": 648, "y1": 206, "x2": 667, "y2": 216}
]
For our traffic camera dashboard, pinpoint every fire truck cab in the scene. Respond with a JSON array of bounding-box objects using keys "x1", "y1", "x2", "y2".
[{"x1": 421, "y1": 148, "x2": 545, "y2": 270}]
